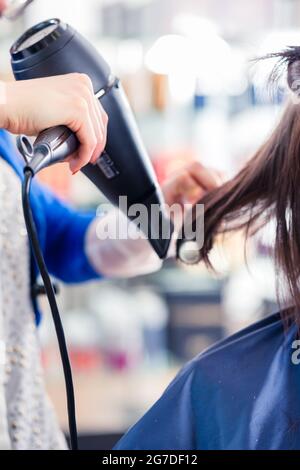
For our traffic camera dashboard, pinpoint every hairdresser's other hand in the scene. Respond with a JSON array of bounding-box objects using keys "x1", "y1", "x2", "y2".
[
  {"x1": 162, "y1": 161, "x2": 223, "y2": 208},
  {"x1": 0, "y1": 74, "x2": 108, "y2": 173}
]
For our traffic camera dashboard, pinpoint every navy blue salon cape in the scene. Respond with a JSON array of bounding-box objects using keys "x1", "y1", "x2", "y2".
[
  {"x1": 115, "y1": 312, "x2": 300, "y2": 450},
  {"x1": 0, "y1": 129, "x2": 101, "y2": 322}
]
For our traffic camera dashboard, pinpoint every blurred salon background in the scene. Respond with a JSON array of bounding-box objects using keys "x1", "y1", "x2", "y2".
[{"x1": 0, "y1": 0, "x2": 295, "y2": 448}]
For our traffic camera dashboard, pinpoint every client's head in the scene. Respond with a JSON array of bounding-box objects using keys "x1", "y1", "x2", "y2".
[{"x1": 177, "y1": 47, "x2": 300, "y2": 326}]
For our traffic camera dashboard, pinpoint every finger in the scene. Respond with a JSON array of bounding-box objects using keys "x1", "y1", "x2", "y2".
[
  {"x1": 178, "y1": 174, "x2": 205, "y2": 205},
  {"x1": 99, "y1": 103, "x2": 108, "y2": 150},
  {"x1": 68, "y1": 106, "x2": 97, "y2": 173},
  {"x1": 211, "y1": 168, "x2": 227, "y2": 185},
  {"x1": 90, "y1": 99, "x2": 107, "y2": 164},
  {"x1": 61, "y1": 74, "x2": 107, "y2": 165},
  {"x1": 88, "y1": 93, "x2": 104, "y2": 163},
  {"x1": 85, "y1": 80, "x2": 107, "y2": 162},
  {"x1": 77, "y1": 81, "x2": 104, "y2": 163},
  {"x1": 73, "y1": 74, "x2": 105, "y2": 164},
  {"x1": 187, "y1": 161, "x2": 221, "y2": 191}
]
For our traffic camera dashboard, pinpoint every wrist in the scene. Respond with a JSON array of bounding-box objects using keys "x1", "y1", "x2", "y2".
[{"x1": 0, "y1": 81, "x2": 8, "y2": 128}]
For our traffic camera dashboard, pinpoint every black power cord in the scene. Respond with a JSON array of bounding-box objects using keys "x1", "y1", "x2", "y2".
[{"x1": 22, "y1": 169, "x2": 78, "y2": 450}]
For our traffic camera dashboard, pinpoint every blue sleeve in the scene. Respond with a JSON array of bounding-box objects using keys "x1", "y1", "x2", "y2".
[
  {"x1": 114, "y1": 363, "x2": 197, "y2": 450},
  {"x1": 0, "y1": 129, "x2": 102, "y2": 283},
  {"x1": 30, "y1": 179, "x2": 101, "y2": 283}
]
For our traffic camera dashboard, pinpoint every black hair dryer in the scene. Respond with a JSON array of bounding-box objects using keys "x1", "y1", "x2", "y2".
[{"x1": 10, "y1": 18, "x2": 173, "y2": 259}]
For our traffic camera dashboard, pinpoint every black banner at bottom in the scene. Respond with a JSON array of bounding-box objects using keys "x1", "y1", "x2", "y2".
[{"x1": 0, "y1": 450, "x2": 300, "y2": 465}]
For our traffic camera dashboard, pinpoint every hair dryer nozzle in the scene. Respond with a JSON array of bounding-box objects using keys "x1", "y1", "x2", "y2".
[
  {"x1": 150, "y1": 237, "x2": 172, "y2": 260},
  {"x1": 177, "y1": 240, "x2": 201, "y2": 265},
  {"x1": 137, "y1": 188, "x2": 174, "y2": 259}
]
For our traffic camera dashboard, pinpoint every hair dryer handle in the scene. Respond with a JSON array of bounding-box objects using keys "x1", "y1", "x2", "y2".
[
  {"x1": 28, "y1": 125, "x2": 79, "y2": 174},
  {"x1": 34, "y1": 125, "x2": 79, "y2": 160}
]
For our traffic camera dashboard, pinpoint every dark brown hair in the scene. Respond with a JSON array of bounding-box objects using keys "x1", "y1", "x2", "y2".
[{"x1": 177, "y1": 47, "x2": 300, "y2": 326}]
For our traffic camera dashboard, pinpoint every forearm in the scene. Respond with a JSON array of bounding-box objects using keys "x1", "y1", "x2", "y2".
[{"x1": 85, "y1": 208, "x2": 164, "y2": 278}]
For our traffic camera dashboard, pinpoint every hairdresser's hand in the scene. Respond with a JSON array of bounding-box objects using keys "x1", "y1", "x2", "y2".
[
  {"x1": 0, "y1": 74, "x2": 108, "y2": 173},
  {"x1": 162, "y1": 161, "x2": 223, "y2": 208}
]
